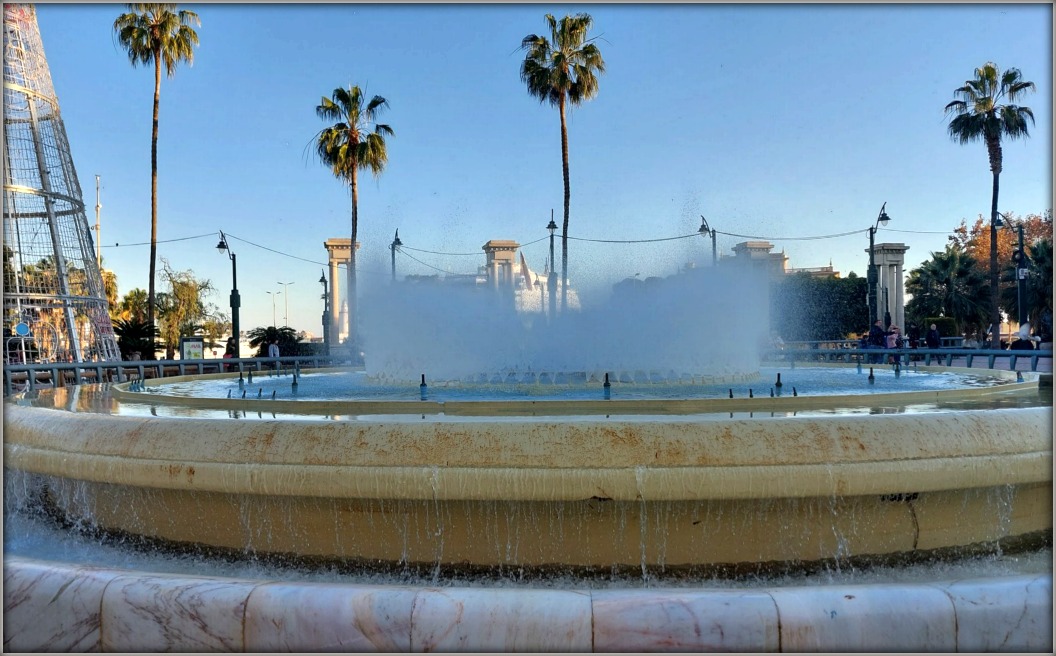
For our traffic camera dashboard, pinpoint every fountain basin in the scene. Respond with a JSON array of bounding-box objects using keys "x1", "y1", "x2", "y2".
[
  {"x1": 3, "y1": 365, "x2": 1052, "y2": 651},
  {"x1": 4, "y1": 368, "x2": 1051, "y2": 569}
]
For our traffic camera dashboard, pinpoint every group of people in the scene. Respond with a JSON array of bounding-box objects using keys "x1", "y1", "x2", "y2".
[{"x1": 863, "y1": 320, "x2": 943, "y2": 364}]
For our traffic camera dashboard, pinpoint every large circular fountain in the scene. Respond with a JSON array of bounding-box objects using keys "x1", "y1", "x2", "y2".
[
  {"x1": 3, "y1": 273, "x2": 1052, "y2": 651},
  {"x1": 5, "y1": 366, "x2": 1051, "y2": 571}
]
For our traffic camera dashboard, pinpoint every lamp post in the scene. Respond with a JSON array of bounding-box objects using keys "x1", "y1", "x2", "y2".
[
  {"x1": 547, "y1": 212, "x2": 558, "y2": 319},
  {"x1": 698, "y1": 215, "x2": 717, "y2": 265},
  {"x1": 216, "y1": 231, "x2": 240, "y2": 351},
  {"x1": 995, "y1": 212, "x2": 1029, "y2": 327},
  {"x1": 266, "y1": 290, "x2": 281, "y2": 327},
  {"x1": 277, "y1": 281, "x2": 294, "y2": 327},
  {"x1": 390, "y1": 229, "x2": 402, "y2": 282},
  {"x1": 867, "y1": 203, "x2": 891, "y2": 325},
  {"x1": 319, "y1": 271, "x2": 330, "y2": 354}
]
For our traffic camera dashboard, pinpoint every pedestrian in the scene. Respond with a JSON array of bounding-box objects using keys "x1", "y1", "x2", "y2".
[
  {"x1": 867, "y1": 319, "x2": 886, "y2": 363},
  {"x1": 906, "y1": 322, "x2": 920, "y2": 349},
  {"x1": 925, "y1": 323, "x2": 941, "y2": 350},
  {"x1": 886, "y1": 325, "x2": 901, "y2": 364},
  {"x1": 223, "y1": 336, "x2": 237, "y2": 372},
  {"x1": 268, "y1": 339, "x2": 280, "y2": 369}
]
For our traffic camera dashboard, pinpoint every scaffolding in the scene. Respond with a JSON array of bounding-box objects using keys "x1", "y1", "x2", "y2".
[{"x1": 3, "y1": 3, "x2": 119, "y2": 364}]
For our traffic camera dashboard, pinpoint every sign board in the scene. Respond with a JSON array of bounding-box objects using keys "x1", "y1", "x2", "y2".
[
  {"x1": 179, "y1": 336, "x2": 205, "y2": 360},
  {"x1": 13, "y1": 322, "x2": 30, "y2": 337}
]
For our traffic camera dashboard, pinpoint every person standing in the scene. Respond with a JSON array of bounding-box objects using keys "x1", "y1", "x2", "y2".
[
  {"x1": 925, "y1": 323, "x2": 941, "y2": 350},
  {"x1": 268, "y1": 339, "x2": 280, "y2": 360},
  {"x1": 886, "y1": 325, "x2": 901, "y2": 364},
  {"x1": 867, "y1": 319, "x2": 886, "y2": 363}
]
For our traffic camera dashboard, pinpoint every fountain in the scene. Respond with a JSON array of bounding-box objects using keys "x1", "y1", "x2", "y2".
[{"x1": 4, "y1": 267, "x2": 1052, "y2": 651}]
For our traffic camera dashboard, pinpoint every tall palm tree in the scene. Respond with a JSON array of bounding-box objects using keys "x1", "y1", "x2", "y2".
[
  {"x1": 944, "y1": 62, "x2": 1035, "y2": 348},
  {"x1": 113, "y1": 3, "x2": 200, "y2": 334},
  {"x1": 314, "y1": 85, "x2": 393, "y2": 349},
  {"x1": 521, "y1": 13, "x2": 605, "y2": 311}
]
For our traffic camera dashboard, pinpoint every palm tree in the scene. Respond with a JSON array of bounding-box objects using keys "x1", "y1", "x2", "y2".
[
  {"x1": 247, "y1": 325, "x2": 300, "y2": 358},
  {"x1": 521, "y1": 13, "x2": 605, "y2": 311},
  {"x1": 314, "y1": 85, "x2": 393, "y2": 349},
  {"x1": 905, "y1": 245, "x2": 990, "y2": 338},
  {"x1": 112, "y1": 317, "x2": 161, "y2": 361},
  {"x1": 944, "y1": 62, "x2": 1035, "y2": 347},
  {"x1": 113, "y1": 3, "x2": 200, "y2": 334}
]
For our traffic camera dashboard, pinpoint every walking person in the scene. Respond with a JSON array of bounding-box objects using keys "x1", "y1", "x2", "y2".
[{"x1": 925, "y1": 323, "x2": 941, "y2": 350}]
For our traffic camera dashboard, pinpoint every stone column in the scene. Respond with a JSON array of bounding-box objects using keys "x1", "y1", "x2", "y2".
[
  {"x1": 324, "y1": 239, "x2": 358, "y2": 348},
  {"x1": 482, "y1": 240, "x2": 520, "y2": 290},
  {"x1": 873, "y1": 243, "x2": 910, "y2": 331}
]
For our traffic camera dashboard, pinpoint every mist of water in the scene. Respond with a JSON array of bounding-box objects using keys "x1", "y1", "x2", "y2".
[{"x1": 360, "y1": 265, "x2": 770, "y2": 382}]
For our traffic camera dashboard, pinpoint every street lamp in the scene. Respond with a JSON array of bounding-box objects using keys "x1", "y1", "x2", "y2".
[
  {"x1": 216, "y1": 231, "x2": 240, "y2": 351},
  {"x1": 866, "y1": 203, "x2": 891, "y2": 326},
  {"x1": 390, "y1": 229, "x2": 402, "y2": 282},
  {"x1": 698, "y1": 215, "x2": 717, "y2": 265},
  {"x1": 266, "y1": 290, "x2": 281, "y2": 327},
  {"x1": 319, "y1": 270, "x2": 330, "y2": 354},
  {"x1": 277, "y1": 281, "x2": 294, "y2": 327},
  {"x1": 547, "y1": 212, "x2": 558, "y2": 319},
  {"x1": 995, "y1": 212, "x2": 1030, "y2": 327}
]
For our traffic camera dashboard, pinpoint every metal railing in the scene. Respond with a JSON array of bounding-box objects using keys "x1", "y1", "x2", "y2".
[
  {"x1": 5, "y1": 347, "x2": 1051, "y2": 397},
  {"x1": 3, "y1": 354, "x2": 354, "y2": 397},
  {"x1": 767, "y1": 345, "x2": 1052, "y2": 372}
]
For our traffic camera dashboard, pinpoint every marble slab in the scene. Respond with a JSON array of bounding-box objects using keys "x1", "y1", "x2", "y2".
[
  {"x1": 3, "y1": 557, "x2": 118, "y2": 652},
  {"x1": 410, "y1": 587, "x2": 593, "y2": 652},
  {"x1": 592, "y1": 588, "x2": 781, "y2": 652},
  {"x1": 99, "y1": 572, "x2": 257, "y2": 652},
  {"x1": 244, "y1": 582, "x2": 418, "y2": 652},
  {"x1": 940, "y1": 574, "x2": 1053, "y2": 652},
  {"x1": 769, "y1": 583, "x2": 957, "y2": 652}
]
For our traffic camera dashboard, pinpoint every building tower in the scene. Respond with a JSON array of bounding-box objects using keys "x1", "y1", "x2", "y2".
[{"x1": 3, "y1": 4, "x2": 119, "y2": 363}]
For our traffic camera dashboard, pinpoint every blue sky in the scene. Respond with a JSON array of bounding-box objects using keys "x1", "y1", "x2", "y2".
[{"x1": 32, "y1": 2, "x2": 1053, "y2": 336}]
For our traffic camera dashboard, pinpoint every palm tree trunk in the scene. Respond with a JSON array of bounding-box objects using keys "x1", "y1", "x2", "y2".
[
  {"x1": 147, "y1": 54, "x2": 161, "y2": 345},
  {"x1": 989, "y1": 170, "x2": 1001, "y2": 349},
  {"x1": 348, "y1": 168, "x2": 359, "y2": 351},
  {"x1": 987, "y1": 135, "x2": 1003, "y2": 350},
  {"x1": 559, "y1": 98, "x2": 570, "y2": 313}
]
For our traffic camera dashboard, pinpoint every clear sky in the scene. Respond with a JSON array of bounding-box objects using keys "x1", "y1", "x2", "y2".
[{"x1": 31, "y1": 2, "x2": 1053, "y2": 336}]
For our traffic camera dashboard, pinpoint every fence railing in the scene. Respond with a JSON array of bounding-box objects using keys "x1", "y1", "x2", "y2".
[
  {"x1": 3, "y1": 354, "x2": 354, "y2": 397},
  {"x1": 767, "y1": 345, "x2": 1052, "y2": 372},
  {"x1": 5, "y1": 347, "x2": 1051, "y2": 397}
]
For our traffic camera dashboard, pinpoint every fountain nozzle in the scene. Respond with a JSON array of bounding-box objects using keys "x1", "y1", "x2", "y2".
[
  {"x1": 420, "y1": 374, "x2": 428, "y2": 400},
  {"x1": 868, "y1": 367, "x2": 875, "y2": 383},
  {"x1": 775, "y1": 373, "x2": 782, "y2": 388},
  {"x1": 603, "y1": 373, "x2": 611, "y2": 400}
]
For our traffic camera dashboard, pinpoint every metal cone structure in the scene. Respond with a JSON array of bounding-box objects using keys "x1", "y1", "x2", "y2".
[{"x1": 3, "y1": 3, "x2": 119, "y2": 363}]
